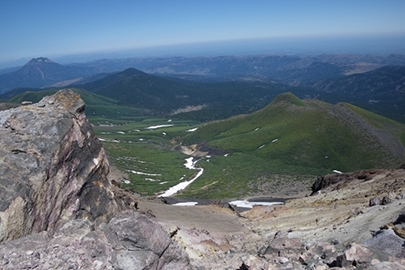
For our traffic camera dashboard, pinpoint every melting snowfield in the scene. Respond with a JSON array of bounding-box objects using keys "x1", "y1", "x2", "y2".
[
  {"x1": 172, "y1": 202, "x2": 199, "y2": 206},
  {"x1": 145, "y1": 124, "x2": 174, "y2": 130},
  {"x1": 129, "y1": 170, "x2": 161, "y2": 176},
  {"x1": 159, "y1": 157, "x2": 204, "y2": 197},
  {"x1": 98, "y1": 138, "x2": 120, "y2": 143},
  {"x1": 228, "y1": 200, "x2": 284, "y2": 208},
  {"x1": 160, "y1": 157, "x2": 285, "y2": 208}
]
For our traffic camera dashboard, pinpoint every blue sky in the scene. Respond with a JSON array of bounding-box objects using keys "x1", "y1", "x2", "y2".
[{"x1": 1, "y1": 0, "x2": 405, "y2": 64}]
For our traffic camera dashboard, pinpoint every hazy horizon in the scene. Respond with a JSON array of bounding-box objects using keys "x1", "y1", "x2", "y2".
[
  {"x1": 1, "y1": 33, "x2": 405, "y2": 69},
  {"x1": 1, "y1": 1, "x2": 405, "y2": 68}
]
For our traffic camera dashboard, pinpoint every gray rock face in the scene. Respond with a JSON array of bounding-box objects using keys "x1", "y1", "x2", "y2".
[
  {"x1": 0, "y1": 90, "x2": 193, "y2": 269},
  {"x1": 0, "y1": 89, "x2": 118, "y2": 242},
  {"x1": 0, "y1": 211, "x2": 192, "y2": 270}
]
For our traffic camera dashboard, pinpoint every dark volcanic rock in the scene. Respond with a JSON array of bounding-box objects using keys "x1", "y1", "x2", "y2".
[
  {"x1": 311, "y1": 173, "x2": 352, "y2": 195},
  {"x1": 311, "y1": 170, "x2": 382, "y2": 195},
  {"x1": 0, "y1": 89, "x2": 118, "y2": 242}
]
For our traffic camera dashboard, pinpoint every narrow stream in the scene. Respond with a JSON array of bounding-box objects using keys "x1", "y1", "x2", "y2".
[{"x1": 159, "y1": 157, "x2": 204, "y2": 197}]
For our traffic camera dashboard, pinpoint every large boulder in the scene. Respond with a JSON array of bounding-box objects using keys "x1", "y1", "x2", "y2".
[{"x1": 0, "y1": 89, "x2": 118, "y2": 243}]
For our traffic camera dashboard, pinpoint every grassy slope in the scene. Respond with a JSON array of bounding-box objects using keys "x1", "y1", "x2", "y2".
[
  {"x1": 92, "y1": 118, "x2": 200, "y2": 196},
  {"x1": 179, "y1": 93, "x2": 405, "y2": 198},
  {"x1": 6, "y1": 88, "x2": 144, "y2": 121}
]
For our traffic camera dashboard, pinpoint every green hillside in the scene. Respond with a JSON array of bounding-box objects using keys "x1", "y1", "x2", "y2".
[
  {"x1": 178, "y1": 92, "x2": 405, "y2": 198},
  {"x1": 6, "y1": 88, "x2": 144, "y2": 122},
  {"x1": 76, "y1": 68, "x2": 310, "y2": 121}
]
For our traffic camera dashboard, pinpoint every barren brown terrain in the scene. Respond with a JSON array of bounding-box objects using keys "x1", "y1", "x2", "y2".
[{"x1": 134, "y1": 168, "x2": 405, "y2": 269}]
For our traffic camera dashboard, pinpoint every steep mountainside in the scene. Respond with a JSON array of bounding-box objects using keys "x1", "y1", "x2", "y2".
[{"x1": 184, "y1": 92, "x2": 405, "y2": 174}]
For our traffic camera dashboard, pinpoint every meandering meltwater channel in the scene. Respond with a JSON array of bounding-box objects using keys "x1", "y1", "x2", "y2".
[
  {"x1": 159, "y1": 156, "x2": 285, "y2": 208},
  {"x1": 159, "y1": 157, "x2": 204, "y2": 197}
]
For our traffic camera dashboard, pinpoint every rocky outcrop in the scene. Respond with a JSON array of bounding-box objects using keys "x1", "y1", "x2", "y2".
[
  {"x1": 311, "y1": 169, "x2": 383, "y2": 195},
  {"x1": 0, "y1": 211, "x2": 192, "y2": 269},
  {"x1": 0, "y1": 89, "x2": 118, "y2": 243},
  {"x1": 0, "y1": 90, "x2": 193, "y2": 269}
]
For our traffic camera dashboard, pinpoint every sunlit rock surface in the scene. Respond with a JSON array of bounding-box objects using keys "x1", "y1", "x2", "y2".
[
  {"x1": 0, "y1": 89, "x2": 119, "y2": 242},
  {"x1": 0, "y1": 90, "x2": 193, "y2": 269}
]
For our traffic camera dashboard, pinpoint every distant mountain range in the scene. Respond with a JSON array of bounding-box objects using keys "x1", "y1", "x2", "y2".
[
  {"x1": 73, "y1": 68, "x2": 302, "y2": 121},
  {"x1": 1, "y1": 55, "x2": 404, "y2": 122},
  {"x1": 2, "y1": 54, "x2": 405, "y2": 92},
  {"x1": 73, "y1": 63, "x2": 405, "y2": 123},
  {"x1": 76, "y1": 53, "x2": 405, "y2": 84}
]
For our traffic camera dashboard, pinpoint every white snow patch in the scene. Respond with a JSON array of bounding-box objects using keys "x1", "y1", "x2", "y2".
[
  {"x1": 229, "y1": 200, "x2": 284, "y2": 208},
  {"x1": 186, "y1": 127, "x2": 198, "y2": 132},
  {"x1": 258, "y1": 144, "x2": 265, "y2": 149},
  {"x1": 254, "y1": 128, "x2": 259, "y2": 131},
  {"x1": 162, "y1": 132, "x2": 167, "y2": 136},
  {"x1": 271, "y1": 139, "x2": 278, "y2": 143},
  {"x1": 98, "y1": 138, "x2": 120, "y2": 143},
  {"x1": 159, "y1": 157, "x2": 204, "y2": 197},
  {"x1": 173, "y1": 202, "x2": 198, "y2": 206},
  {"x1": 130, "y1": 170, "x2": 162, "y2": 176},
  {"x1": 117, "y1": 131, "x2": 125, "y2": 134},
  {"x1": 224, "y1": 153, "x2": 229, "y2": 157},
  {"x1": 93, "y1": 158, "x2": 99, "y2": 166},
  {"x1": 333, "y1": 170, "x2": 343, "y2": 174},
  {"x1": 123, "y1": 180, "x2": 130, "y2": 184},
  {"x1": 145, "y1": 124, "x2": 174, "y2": 130},
  {"x1": 145, "y1": 178, "x2": 158, "y2": 182}
]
